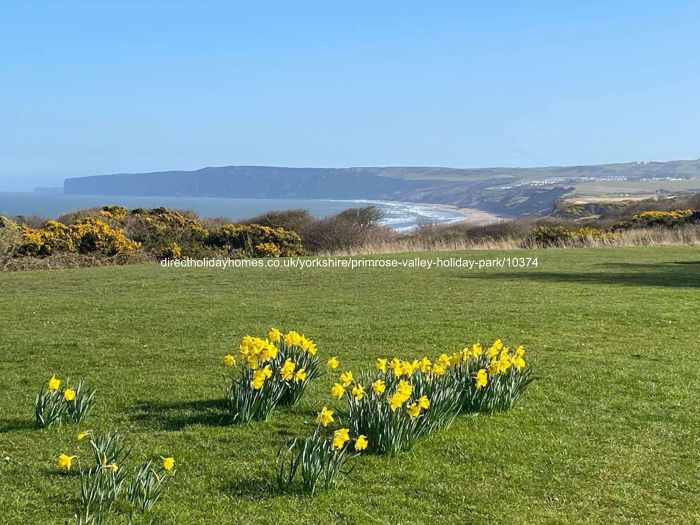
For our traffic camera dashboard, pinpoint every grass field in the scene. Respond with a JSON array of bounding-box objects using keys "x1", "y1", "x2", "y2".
[{"x1": 1, "y1": 246, "x2": 699, "y2": 524}]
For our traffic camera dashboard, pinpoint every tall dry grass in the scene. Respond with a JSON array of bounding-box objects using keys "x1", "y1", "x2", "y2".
[{"x1": 327, "y1": 225, "x2": 700, "y2": 256}]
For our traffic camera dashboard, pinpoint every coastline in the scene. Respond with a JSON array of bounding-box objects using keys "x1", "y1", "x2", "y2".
[{"x1": 431, "y1": 203, "x2": 505, "y2": 225}]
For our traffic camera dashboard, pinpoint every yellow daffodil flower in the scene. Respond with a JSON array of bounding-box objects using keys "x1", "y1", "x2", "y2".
[
  {"x1": 371, "y1": 379, "x2": 386, "y2": 395},
  {"x1": 161, "y1": 456, "x2": 175, "y2": 471},
  {"x1": 351, "y1": 384, "x2": 365, "y2": 401},
  {"x1": 475, "y1": 369, "x2": 488, "y2": 388},
  {"x1": 280, "y1": 359, "x2": 296, "y2": 381},
  {"x1": 417, "y1": 395, "x2": 430, "y2": 409},
  {"x1": 354, "y1": 435, "x2": 368, "y2": 451},
  {"x1": 57, "y1": 453, "x2": 76, "y2": 471},
  {"x1": 48, "y1": 375, "x2": 61, "y2": 391},
  {"x1": 63, "y1": 388, "x2": 76, "y2": 402},
  {"x1": 316, "y1": 406, "x2": 334, "y2": 427},
  {"x1": 339, "y1": 371, "x2": 353, "y2": 387},
  {"x1": 331, "y1": 428, "x2": 350, "y2": 450},
  {"x1": 375, "y1": 358, "x2": 387, "y2": 373},
  {"x1": 267, "y1": 327, "x2": 282, "y2": 343},
  {"x1": 331, "y1": 383, "x2": 345, "y2": 399},
  {"x1": 327, "y1": 357, "x2": 340, "y2": 370}
]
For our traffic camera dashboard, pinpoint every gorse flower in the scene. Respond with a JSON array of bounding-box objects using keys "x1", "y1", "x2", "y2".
[
  {"x1": 57, "y1": 453, "x2": 76, "y2": 471},
  {"x1": 326, "y1": 357, "x2": 340, "y2": 370},
  {"x1": 316, "y1": 406, "x2": 335, "y2": 427}
]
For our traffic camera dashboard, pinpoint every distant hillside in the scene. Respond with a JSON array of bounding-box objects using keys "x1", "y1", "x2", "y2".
[{"x1": 64, "y1": 160, "x2": 700, "y2": 217}]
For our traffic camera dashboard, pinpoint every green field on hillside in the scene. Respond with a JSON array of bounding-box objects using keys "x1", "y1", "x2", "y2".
[{"x1": 1, "y1": 246, "x2": 699, "y2": 524}]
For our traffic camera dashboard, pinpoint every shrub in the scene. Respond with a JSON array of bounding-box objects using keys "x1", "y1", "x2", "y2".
[
  {"x1": 19, "y1": 219, "x2": 138, "y2": 257},
  {"x1": 125, "y1": 207, "x2": 209, "y2": 257},
  {"x1": 0, "y1": 216, "x2": 22, "y2": 258},
  {"x1": 615, "y1": 209, "x2": 699, "y2": 229},
  {"x1": 71, "y1": 218, "x2": 140, "y2": 255},
  {"x1": 207, "y1": 224, "x2": 304, "y2": 257},
  {"x1": 300, "y1": 207, "x2": 394, "y2": 254},
  {"x1": 525, "y1": 225, "x2": 615, "y2": 247},
  {"x1": 97, "y1": 205, "x2": 128, "y2": 222},
  {"x1": 20, "y1": 221, "x2": 75, "y2": 256},
  {"x1": 242, "y1": 208, "x2": 316, "y2": 233}
]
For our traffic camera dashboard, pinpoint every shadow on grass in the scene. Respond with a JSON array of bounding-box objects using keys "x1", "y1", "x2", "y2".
[
  {"x1": 130, "y1": 398, "x2": 231, "y2": 431},
  {"x1": 129, "y1": 399, "x2": 309, "y2": 436},
  {"x1": 224, "y1": 476, "x2": 283, "y2": 499},
  {"x1": 461, "y1": 261, "x2": 700, "y2": 288},
  {"x1": 0, "y1": 417, "x2": 34, "y2": 434}
]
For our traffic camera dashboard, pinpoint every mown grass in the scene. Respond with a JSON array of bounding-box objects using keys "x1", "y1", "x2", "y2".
[{"x1": 1, "y1": 246, "x2": 699, "y2": 524}]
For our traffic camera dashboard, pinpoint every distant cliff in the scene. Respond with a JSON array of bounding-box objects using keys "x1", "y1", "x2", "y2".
[
  {"x1": 64, "y1": 166, "x2": 443, "y2": 200},
  {"x1": 63, "y1": 160, "x2": 700, "y2": 217}
]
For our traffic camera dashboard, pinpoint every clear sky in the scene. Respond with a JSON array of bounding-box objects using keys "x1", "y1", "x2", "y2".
[{"x1": 1, "y1": 1, "x2": 699, "y2": 190}]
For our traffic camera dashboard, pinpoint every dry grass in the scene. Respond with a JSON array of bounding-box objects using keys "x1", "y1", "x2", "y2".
[{"x1": 327, "y1": 225, "x2": 700, "y2": 256}]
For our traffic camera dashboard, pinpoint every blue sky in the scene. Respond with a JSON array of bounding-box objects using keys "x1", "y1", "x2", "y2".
[{"x1": 1, "y1": 1, "x2": 699, "y2": 190}]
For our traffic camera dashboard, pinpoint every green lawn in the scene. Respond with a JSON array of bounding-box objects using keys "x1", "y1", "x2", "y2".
[{"x1": 1, "y1": 246, "x2": 699, "y2": 524}]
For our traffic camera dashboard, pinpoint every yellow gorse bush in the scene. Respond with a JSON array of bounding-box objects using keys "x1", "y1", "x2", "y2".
[{"x1": 19, "y1": 218, "x2": 139, "y2": 257}]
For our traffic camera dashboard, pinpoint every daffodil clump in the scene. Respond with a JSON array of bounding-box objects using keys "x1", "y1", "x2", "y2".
[
  {"x1": 330, "y1": 340, "x2": 532, "y2": 454},
  {"x1": 332, "y1": 357, "x2": 460, "y2": 454},
  {"x1": 34, "y1": 375, "x2": 96, "y2": 429},
  {"x1": 56, "y1": 430, "x2": 175, "y2": 523},
  {"x1": 268, "y1": 328, "x2": 323, "y2": 406},
  {"x1": 276, "y1": 406, "x2": 367, "y2": 495},
  {"x1": 222, "y1": 329, "x2": 323, "y2": 423},
  {"x1": 453, "y1": 340, "x2": 533, "y2": 413}
]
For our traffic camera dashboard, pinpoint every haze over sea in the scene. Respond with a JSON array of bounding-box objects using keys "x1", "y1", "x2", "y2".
[{"x1": 0, "y1": 192, "x2": 467, "y2": 231}]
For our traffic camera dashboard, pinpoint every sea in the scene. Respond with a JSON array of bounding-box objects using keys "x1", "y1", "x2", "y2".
[{"x1": 0, "y1": 192, "x2": 467, "y2": 231}]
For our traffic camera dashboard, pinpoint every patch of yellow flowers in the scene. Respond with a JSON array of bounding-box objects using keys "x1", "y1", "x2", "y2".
[
  {"x1": 325, "y1": 339, "x2": 532, "y2": 454},
  {"x1": 222, "y1": 329, "x2": 328, "y2": 423}
]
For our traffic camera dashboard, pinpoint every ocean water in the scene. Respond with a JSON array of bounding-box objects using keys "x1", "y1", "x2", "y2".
[{"x1": 0, "y1": 192, "x2": 466, "y2": 231}]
